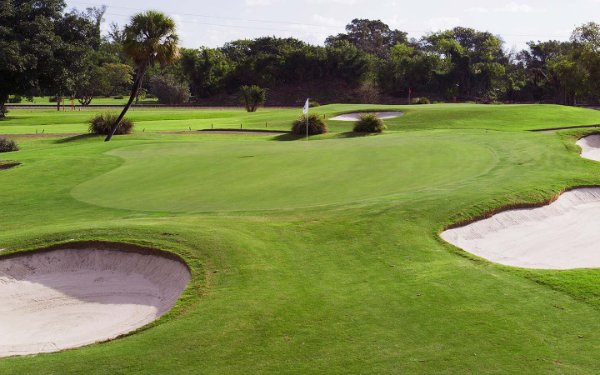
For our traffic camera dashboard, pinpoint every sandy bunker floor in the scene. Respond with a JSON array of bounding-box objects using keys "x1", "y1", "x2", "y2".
[
  {"x1": 577, "y1": 134, "x2": 600, "y2": 161},
  {"x1": 0, "y1": 245, "x2": 190, "y2": 357},
  {"x1": 441, "y1": 188, "x2": 600, "y2": 269},
  {"x1": 330, "y1": 112, "x2": 403, "y2": 121}
]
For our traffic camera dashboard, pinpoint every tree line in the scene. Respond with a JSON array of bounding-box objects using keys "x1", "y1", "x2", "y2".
[{"x1": 1, "y1": 1, "x2": 599, "y2": 117}]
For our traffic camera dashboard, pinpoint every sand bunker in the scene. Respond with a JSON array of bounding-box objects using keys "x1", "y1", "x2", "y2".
[
  {"x1": 330, "y1": 112, "x2": 403, "y2": 121},
  {"x1": 441, "y1": 188, "x2": 600, "y2": 269},
  {"x1": 577, "y1": 134, "x2": 600, "y2": 161},
  {"x1": 0, "y1": 244, "x2": 190, "y2": 357}
]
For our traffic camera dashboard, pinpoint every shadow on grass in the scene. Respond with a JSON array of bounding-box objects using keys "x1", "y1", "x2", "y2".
[
  {"x1": 54, "y1": 134, "x2": 100, "y2": 144},
  {"x1": 272, "y1": 132, "x2": 379, "y2": 141},
  {"x1": 333, "y1": 132, "x2": 377, "y2": 139},
  {"x1": 0, "y1": 161, "x2": 20, "y2": 170}
]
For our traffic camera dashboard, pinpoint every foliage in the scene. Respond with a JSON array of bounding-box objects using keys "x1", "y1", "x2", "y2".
[
  {"x1": 412, "y1": 97, "x2": 431, "y2": 105},
  {"x1": 149, "y1": 74, "x2": 190, "y2": 105},
  {"x1": 291, "y1": 114, "x2": 328, "y2": 135},
  {"x1": 326, "y1": 19, "x2": 407, "y2": 58},
  {"x1": 356, "y1": 82, "x2": 380, "y2": 104},
  {"x1": 89, "y1": 113, "x2": 134, "y2": 135},
  {"x1": 7, "y1": 96, "x2": 22, "y2": 104},
  {"x1": 0, "y1": 138, "x2": 19, "y2": 153},
  {"x1": 0, "y1": 1, "x2": 103, "y2": 115},
  {"x1": 353, "y1": 113, "x2": 386, "y2": 133},
  {"x1": 240, "y1": 85, "x2": 267, "y2": 112}
]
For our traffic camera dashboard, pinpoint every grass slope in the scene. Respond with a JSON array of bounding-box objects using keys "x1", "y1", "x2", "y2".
[
  {"x1": 0, "y1": 105, "x2": 599, "y2": 374},
  {"x1": 1, "y1": 104, "x2": 600, "y2": 135}
]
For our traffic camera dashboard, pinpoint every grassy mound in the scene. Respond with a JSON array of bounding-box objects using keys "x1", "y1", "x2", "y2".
[{"x1": 1, "y1": 104, "x2": 600, "y2": 373}]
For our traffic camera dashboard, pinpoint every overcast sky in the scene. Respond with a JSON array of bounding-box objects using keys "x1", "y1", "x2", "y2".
[{"x1": 65, "y1": 0, "x2": 600, "y2": 51}]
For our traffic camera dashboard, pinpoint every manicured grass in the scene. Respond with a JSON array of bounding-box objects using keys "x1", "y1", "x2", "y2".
[
  {"x1": 1, "y1": 103, "x2": 600, "y2": 135},
  {"x1": 9, "y1": 96, "x2": 159, "y2": 106},
  {"x1": 0, "y1": 105, "x2": 599, "y2": 373}
]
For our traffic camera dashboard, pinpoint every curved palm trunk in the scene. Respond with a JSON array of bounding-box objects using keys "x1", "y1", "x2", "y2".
[{"x1": 105, "y1": 67, "x2": 147, "y2": 142}]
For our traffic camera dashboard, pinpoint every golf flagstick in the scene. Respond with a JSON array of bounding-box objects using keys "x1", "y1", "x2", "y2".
[{"x1": 303, "y1": 98, "x2": 310, "y2": 141}]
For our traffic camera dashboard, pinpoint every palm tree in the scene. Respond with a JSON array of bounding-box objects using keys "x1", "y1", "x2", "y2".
[{"x1": 105, "y1": 11, "x2": 179, "y2": 142}]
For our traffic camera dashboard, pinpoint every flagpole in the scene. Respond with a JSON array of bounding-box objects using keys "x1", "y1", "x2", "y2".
[{"x1": 305, "y1": 98, "x2": 309, "y2": 141}]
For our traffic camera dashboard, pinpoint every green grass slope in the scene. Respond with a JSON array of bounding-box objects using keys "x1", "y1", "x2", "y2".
[
  {"x1": 1, "y1": 104, "x2": 600, "y2": 135},
  {"x1": 0, "y1": 105, "x2": 599, "y2": 374}
]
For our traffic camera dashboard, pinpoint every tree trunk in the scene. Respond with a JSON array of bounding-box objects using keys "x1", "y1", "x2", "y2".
[
  {"x1": 105, "y1": 67, "x2": 146, "y2": 142},
  {"x1": 0, "y1": 93, "x2": 8, "y2": 120}
]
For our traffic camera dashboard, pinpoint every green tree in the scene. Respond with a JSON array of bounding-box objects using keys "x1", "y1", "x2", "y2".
[
  {"x1": 0, "y1": 0, "x2": 98, "y2": 118},
  {"x1": 105, "y1": 11, "x2": 179, "y2": 141},
  {"x1": 326, "y1": 19, "x2": 407, "y2": 58},
  {"x1": 424, "y1": 27, "x2": 507, "y2": 100},
  {"x1": 240, "y1": 85, "x2": 266, "y2": 112}
]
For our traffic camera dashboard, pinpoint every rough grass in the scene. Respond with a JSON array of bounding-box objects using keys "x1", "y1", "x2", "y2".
[{"x1": 0, "y1": 105, "x2": 599, "y2": 374}]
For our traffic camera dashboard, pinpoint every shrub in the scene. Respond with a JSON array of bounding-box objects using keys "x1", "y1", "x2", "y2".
[
  {"x1": 149, "y1": 74, "x2": 191, "y2": 105},
  {"x1": 240, "y1": 85, "x2": 267, "y2": 112},
  {"x1": 411, "y1": 97, "x2": 431, "y2": 105},
  {"x1": 0, "y1": 138, "x2": 19, "y2": 153},
  {"x1": 8, "y1": 95, "x2": 22, "y2": 103},
  {"x1": 291, "y1": 114, "x2": 328, "y2": 136},
  {"x1": 113, "y1": 95, "x2": 124, "y2": 100},
  {"x1": 89, "y1": 113, "x2": 134, "y2": 135},
  {"x1": 353, "y1": 113, "x2": 386, "y2": 133},
  {"x1": 48, "y1": 96, "x2": 59, "y2": 103},
  {"x1": 309, "y1": 100, "x2": 321, "y2": 107}
]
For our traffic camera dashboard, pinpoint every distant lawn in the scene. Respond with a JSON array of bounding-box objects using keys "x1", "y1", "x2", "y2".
[
  {"x1": 0, "y1": 104, "x2": 599, "y2": 374},
  {"x1": 1, "y1": 103, "x2": 600, "y2": 135},
  {"x1": 9, "y1": 96, "x2": 159, "y2": 106}
]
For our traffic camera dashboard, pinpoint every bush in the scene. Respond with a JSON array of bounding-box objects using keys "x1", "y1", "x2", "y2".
[
  {"x1": 240, "y1": 85, "x2": 267, "y2": 112},
  {"x1": 8, "y1": 95, "x2": 22, "y2": 103},
  {"x1": 89, "y1": 113, "x2": 134, "y2": 135},
  {"x1": 411, "y1": 97, "x2": 431, "y2": 105},
  {"x1": 149, "y1": 74, "x2": 191, "y2": 105},
  {"x1": 49, "y1": 96, "x2": 58, "y2": 103},
  {"x1": 309, "y1": 100, "x2": 321, "y2": 107},
  {"x1": 0, "y1": 138, "x2": 19, "y2": 153},
  {"x1": 291, "y1": 114, "x2": 328, "y2": 136},
  {"x1": 113, "y1": 95, "x2": 124, "y2": 100},
  {"x1": 353, "y1": 113, "x2": 386, "y2": 133}
]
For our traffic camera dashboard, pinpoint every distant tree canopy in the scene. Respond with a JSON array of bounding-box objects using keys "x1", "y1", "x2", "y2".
[
  {"x1": 325, "y1": 19, "x2": 408, "y2": 58},
  {"x1": 0, "y1": 0, "x2": 103, "y2": 115},
  {"x1": 2, "y1": 11, "x2": 600, "y2": 109},
  {"x1": 177, "y1": 21, "x2": 600, "y2": 106}
]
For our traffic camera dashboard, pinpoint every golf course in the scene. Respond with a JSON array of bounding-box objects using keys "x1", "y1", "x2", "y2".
[{"x1": 1, "y1": 103, "x2": 600, "y2": 373}]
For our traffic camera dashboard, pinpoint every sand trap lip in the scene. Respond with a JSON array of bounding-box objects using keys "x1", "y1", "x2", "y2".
[
  {"x1": 577, "y1": 134, "x2": 600, "y2": 161},
  {"x1": 0, "y1": 243, "x2": 190, "y2": 358},
  {"x1": 330, "y1": 112, "x2": 403, "y2": 121},
  {"x1": 441, "y1": 188, "x2": 600, "y2": 270}
]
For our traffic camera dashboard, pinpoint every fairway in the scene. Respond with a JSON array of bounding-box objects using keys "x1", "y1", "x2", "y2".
[
  {"x1": 2, "y1": 104, "x2": 600, "y2": 374},
  {"x1": 72, "y1": 133, "x2": 496, "y2": 212}
]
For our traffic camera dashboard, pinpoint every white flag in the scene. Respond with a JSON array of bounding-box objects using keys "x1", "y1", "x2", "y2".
[{"x1": 303, "y1": 98, "x2": 310, "y2": 114}]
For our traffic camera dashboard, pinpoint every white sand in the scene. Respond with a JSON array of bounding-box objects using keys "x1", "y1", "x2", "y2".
[
  {"x1": 577, "y1": 134, "x2": 600, "y2": 161},
  {"x1": 330, "y1": 112, "x2": 403, "y2": 121},
  {"x1": 0, "y1": 246, "x2": 190, "y2": 358},
  {"x1": 441, "y1": 188, "x2": 600, "y2": 269}
]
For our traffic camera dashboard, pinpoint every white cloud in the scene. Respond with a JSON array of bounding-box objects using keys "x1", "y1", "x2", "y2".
[
  {"x1": 467, "y1": 2, "x2": 539, "y2": 14},
  {"x1": 246, "y1": 0, "x2": 272, "y2": 6},
  {"x1": 427, "y1": 17, "x2": 461, "y2": 31}
]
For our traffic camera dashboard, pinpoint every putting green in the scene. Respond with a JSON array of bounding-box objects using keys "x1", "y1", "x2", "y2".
[{"x1": 72, "y1": 133, "x2": 496, "y2": 212}]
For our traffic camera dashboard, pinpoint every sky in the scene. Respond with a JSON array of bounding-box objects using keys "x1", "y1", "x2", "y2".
[{"x1": 65, "y1": 0, "x2": 600, "y2": 51}]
